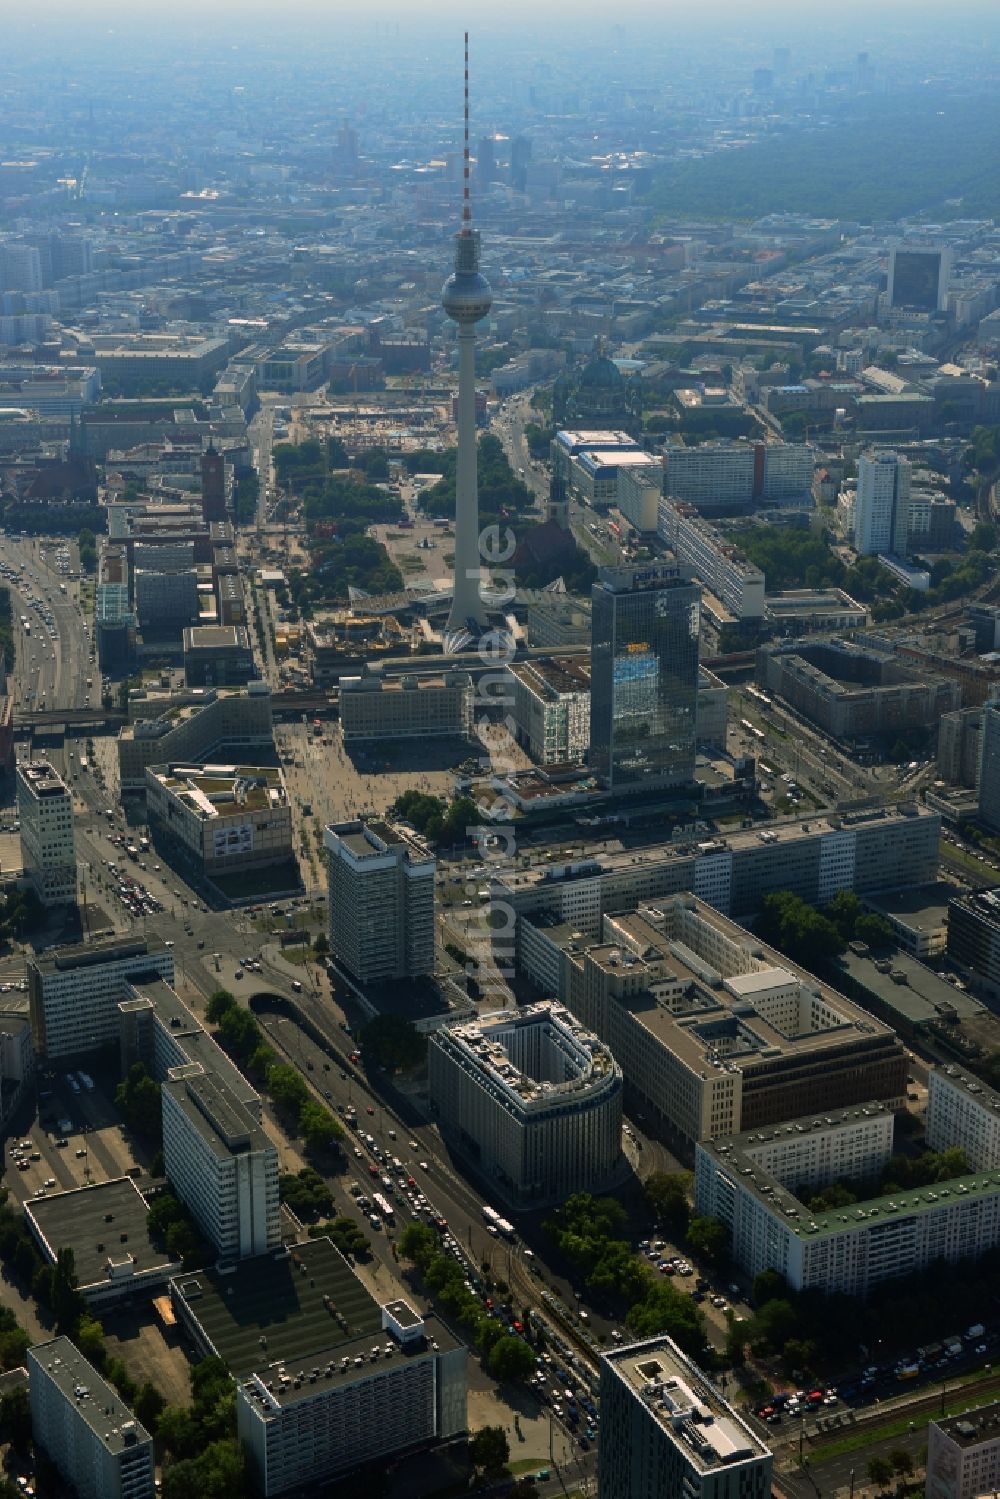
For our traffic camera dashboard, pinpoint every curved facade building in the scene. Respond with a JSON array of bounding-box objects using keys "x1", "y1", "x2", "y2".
[{"x1": 428, "y1": 1002, "x2": 622, "y2": 1209}]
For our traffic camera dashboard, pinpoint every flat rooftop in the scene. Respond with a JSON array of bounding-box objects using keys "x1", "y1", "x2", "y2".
[
  {"x1": 33, "y1": 934, "x2": 169, "y2": 978},
  {"x1": 834, "y1": 947, "x2": 985, "y2": 1027},
  {"x1": 173, "y1": 1238, "x2": 382, "y2": 1377},
  {"x1": 496, "y1": 803, "x2": 937, "y2": 895},
  {"x1": 603, "y1": 1337, "x2": 770, "y2": 1474},
  {"x1": 174, "y1": 1236, "x2": 464, "y2": 1406},
  {"x1": 865, "y1": 882, "x2": 953, "y2": 934},
  {"x1": 528, "y1": 896, "x2": 900, "y2": 1077},
  {"x1": 764, "y1": 588, "x2": 867, "y2": 618},
  {"x1": 509, "y1": 658, "x2": 591, "y2": 698},
  {"x1": 163, "y1": 1068, "x2": 269, "y2": 1161},
  {"x1": 325, "y1": 818, "x2": 434, "y2": 866},
  {"x1": 240, "y1": 1298, "x2": 463, "y2": 1412},
  {"x1": 148, "y1": 764, "x2": 286, "y2": 819},
  {"x1": 124, "y1": 976, "x2": 261, "y2": 1114},
  {"x1": 29, "y1": 1337, "x2": 153, "y2": 1457},
  {"x1": 184, "y1": 625, "x2": 248, "y2": 650},
  {"x1": 26, "y1": 1178, "x2": 179, "y2": 1290},
  {"x1": 18, "y1": 761, "x2": 68, "y2": 797},
  {"x1": 936, "y1": 1400, "x2": 1000, "y2": 1448},
  {"x1": 435, "y1": 1001, "x2": 618, "y2": 1107},
  {"x1": 700, "y1": 1111, "x2": 1000, "y2": 1242}
]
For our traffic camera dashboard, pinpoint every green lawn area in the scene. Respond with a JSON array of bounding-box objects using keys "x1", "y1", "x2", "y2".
[
  {"x1": 942, "y1": 842, "x2": 995, "y2": 878},
  {"x1": 813, "y1": 1367, "x2": 1000, "y2": 1463}
]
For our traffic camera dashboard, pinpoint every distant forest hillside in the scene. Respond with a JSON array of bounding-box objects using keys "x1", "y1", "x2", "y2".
[{"x1": 644, "y1": 91, "x2": 1000, "y2": 222}]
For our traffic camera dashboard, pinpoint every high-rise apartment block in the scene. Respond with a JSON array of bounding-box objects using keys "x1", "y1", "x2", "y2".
[
  {"x1": 927, "y1": 1400, "x2": 1000, "y2": 1499},
  {"x1": 661, "y1": 439, "x2": 814, "y2": 513},
  {"x1": 162, "y1": 1064, "x2": 280, "y2": 1260},
  {"x1": 589, "y1": 564, "x2": 701, "y2": 795},
  {"x1": 28, "y1": 1337, "x2": 155, "y2": 1499},
  {"x1": 616, "y1": 458, "x2": 663, "y2": 533},
  {"x1": 978, "y1": 698, "x2": 1000, "y2": 834},
  {"x1": 0, "y1": 243, "x2": 44, "y2": 294},
  {"x1": 853, "y1": 450, "x2": 911, "y2": 556},
  {"x1": 324, "y1": 819, "x2": 435, "y2": 984},
  {"x1": 29, "y1": 935, "x2": 175, "y2": 1059},
  {"x1": 598, "y1": 1336, "x2": 772, "y2": 1499},
  {"x1": 657, "y1": 500, "x2": 765, "y2": 621},
  {"x1": 695, "y1": 1100, "x2": 1000, "y2": 1297},
  {"x1": 16, "y1": 761, "x2": 76, "y2": 908},
  {"x1": 926, "y1": 1066, "x2": 1000, "y2": 1171}
]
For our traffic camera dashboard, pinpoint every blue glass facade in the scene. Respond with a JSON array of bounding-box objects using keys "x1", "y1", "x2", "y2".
[{"x1": 590, "y1": 565, "x2": 701, "y2": 793}]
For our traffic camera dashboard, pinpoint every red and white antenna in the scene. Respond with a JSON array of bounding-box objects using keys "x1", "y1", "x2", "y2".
[{"x1": 462, "y1": 31, "x2": 472, "y2": 232}]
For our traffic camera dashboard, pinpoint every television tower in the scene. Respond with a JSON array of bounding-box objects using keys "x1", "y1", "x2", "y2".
[{"x1": 443, "y1": 33, "x2": 492, "y2": 641}]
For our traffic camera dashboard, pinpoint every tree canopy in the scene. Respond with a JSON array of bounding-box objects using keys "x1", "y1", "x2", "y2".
[
  {"x1": 544, "y1": 1193, "x2": 705, "y2": 1358},
  {"x1": 645, "y1": 90, "x2": 1000, "y2": 223},
  {"x1": 395, "y1": 790, "x2": 480, "y2": 847}
]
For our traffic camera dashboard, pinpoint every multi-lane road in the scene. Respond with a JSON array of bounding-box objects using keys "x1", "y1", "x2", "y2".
[{"x1": 2, "y1": 536, "x2": 97, "y2": 719}]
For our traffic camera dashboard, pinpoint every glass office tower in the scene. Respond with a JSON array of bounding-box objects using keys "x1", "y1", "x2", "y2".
[{"x1": 590, "y1": 565, "x2": 701, "y2": 793}]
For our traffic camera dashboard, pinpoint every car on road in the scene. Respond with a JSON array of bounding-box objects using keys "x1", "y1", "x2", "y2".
[{"x1": 366, "y1": 1106, "x2": 375, "y2": 1115}]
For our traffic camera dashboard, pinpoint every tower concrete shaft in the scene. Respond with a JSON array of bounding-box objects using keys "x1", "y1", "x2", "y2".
[{"x1": 448, "y1": 320, "x2": 487, "y2": 631}]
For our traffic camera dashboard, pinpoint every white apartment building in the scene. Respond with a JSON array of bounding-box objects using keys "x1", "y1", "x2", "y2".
[
  {"x1": 237, "y1": 1295, "x2": 468, "y2": 1496},
  {"x1": 663, "y1": 441, "x2": 755, "y2": 510},
  {"x1": 695, "y1": 1108, "x2": 1000, "y2": 1297},
  {"x1": 16, "y1": 761, "x2": 76, "y2": 907},
  {"x1": 28, "y1": 936, "x2": 175, "y2": 1059},
  {"x1": 428, "y1": 1003, "x2": 623, "y2": 1209},
  {"x1": 508, "y1": 657, "x2": 591, "y2": 765},
  {"x1": 28, "y1": 1337, "x2": 155, "y2": 1499},
  {"x1": 161, "y1": 1063, "x2": 280, "y2": 1260},
  {"x1": 119, "y1": 975, "x2": 262, "y2": 1119},
  {"x1": 494, "y1": 803, "x2": 941, "y2": 930},
  {"x1": 853, "y1": 450, "x2": 911, "y2": 556},
  {"x1": 662, "y1": 439, "x2": 815, "y2": 513},
  {"x1": 324, "y1": 819, "x2": 435, "y2": 984},
  {"x1": 0, "y1": 243, "x2": 44, "y2": 294},
  {"x1": 927, "y1": 1400, "x2": 1000, "y2": 1499},
  {"x1": 763, "y1": 441, "x2": 817, "y2": 502},
  {"x1": 657, "y1": 499, "x2": 765, "y2": 620},
  {"x1": 598, "y1": 1337, "x2": 773, "y2": 1499},
  {"x1": 616, "y1": 458, "x2": 663, "y2": 533},
  {"x1": 926, "y1": 1067, "x2": 1000, "y2": 1170}
]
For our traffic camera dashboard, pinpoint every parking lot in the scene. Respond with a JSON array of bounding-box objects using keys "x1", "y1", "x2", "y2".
[{"x1": 8, "y1": 1069, "x2": 151, "y2": 1211}]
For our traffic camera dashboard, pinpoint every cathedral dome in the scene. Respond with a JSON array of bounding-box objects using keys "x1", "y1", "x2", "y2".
[{"x1": 578, "y1": 354, "x2": 623, "y2": 391}]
